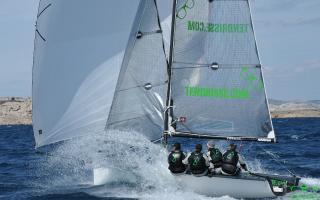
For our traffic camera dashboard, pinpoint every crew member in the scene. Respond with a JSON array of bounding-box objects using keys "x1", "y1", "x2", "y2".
[
  {"x1": 206, "y1": 140, "x2": 222, "y2": 174},
  {"x1": 168, "y1": 143, "x2": 187, "y2": 174},
  {"x1": 183, "y1": 144, "x2": 210, "y2": 176},
  {"x1": 221, "y1": 143, "x2": 248, "y2": 176}
]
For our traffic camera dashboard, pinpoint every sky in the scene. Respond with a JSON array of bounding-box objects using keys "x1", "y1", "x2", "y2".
[{"x1": 0, "y1": 0, "x2": 319, "y2": 101}]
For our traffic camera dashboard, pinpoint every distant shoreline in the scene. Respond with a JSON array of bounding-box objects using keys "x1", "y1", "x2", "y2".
[
  {"x1": 0, "y1": 97, "x2": 32, "y2": 125},
  {"x1": 0, "y1": 97, "x2": 319, "y2": 125}
]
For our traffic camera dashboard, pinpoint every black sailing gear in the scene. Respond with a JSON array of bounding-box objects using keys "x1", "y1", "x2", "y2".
[
  {"x1": 188, "y1": 152, "x2": 207, "y2": 175},
  {"x1": 168, "y1": 151, "x2": 186, "y2": 174},
  {"x1": 208, "y1": 148, "x2": 222, "y2": 168},
  {"x1": 222, "y1": 149, "x2": 239, "y2": 175}
]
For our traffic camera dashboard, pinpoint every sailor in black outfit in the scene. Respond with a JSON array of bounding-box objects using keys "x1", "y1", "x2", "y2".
[
  {"x1": 168, "y1": 143, "x2": 187, "y2": 174},
  {"x1": 206, "y1": 140, "x2": 223, "y2": 174},
  {"x1": 183, "y1": 144, "x2": 210, "y2": 176},
  {"x1": 221, "y1": 143, "x2": 248, "y2": 176}
]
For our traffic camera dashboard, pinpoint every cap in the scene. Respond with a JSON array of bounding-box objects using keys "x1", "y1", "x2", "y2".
[{"x1": 207, "y1": 140, "x2": 215, "y2": 148}]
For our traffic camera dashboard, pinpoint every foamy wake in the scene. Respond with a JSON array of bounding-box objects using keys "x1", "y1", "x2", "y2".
[
  {"x1": 38, "y1": 129, "x2": 320, "y2": 200},
  {"x1": 37, "y1": 129, "x2": 237, "y2": 199},
  {"x1": 300, "y1": 177, "x2": 320, "y2": 187},
  {"x1": 41, "y1": 131, "x2": 320, "y2": 200}
]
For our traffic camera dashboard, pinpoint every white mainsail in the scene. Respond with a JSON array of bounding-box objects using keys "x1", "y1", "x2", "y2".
[
  {"x1": 32, "y1": 0, "x2": 140, "y2": 147},
  {"x1": 166, "y1": 0, "x2": 275, "y2": 142}
]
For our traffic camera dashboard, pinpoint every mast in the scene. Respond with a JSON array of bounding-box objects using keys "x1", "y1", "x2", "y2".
[{"x1": 163, "y1": 0, "x2": 177, "y2": 145}]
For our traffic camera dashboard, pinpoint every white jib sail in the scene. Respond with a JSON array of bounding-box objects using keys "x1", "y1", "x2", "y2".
[{"x1": 106, "y1": 0, "x2": 168, "y2": 141}]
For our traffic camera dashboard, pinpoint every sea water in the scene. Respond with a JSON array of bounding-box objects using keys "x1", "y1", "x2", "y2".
[{"x1": 0, "y1": 118, "x2": 319, "y2": 200}]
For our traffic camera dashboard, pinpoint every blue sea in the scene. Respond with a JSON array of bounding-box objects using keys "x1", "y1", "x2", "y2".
[{"x1": 0, "y1": 118, "x2": 319, "y2": 200}]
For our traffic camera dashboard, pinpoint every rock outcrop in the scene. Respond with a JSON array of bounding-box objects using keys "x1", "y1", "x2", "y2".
[
  {"x1": 0, "y1": 97, "x2": 32, "y2": 125},
  {"x1": 269, "y1": 99, "x2": 320, "y2": 118}
]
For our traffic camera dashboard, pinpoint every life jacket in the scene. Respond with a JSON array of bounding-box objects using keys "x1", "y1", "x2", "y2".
[
  {"x1": 188, "y1": 152, "x2": 207, "y2": 174},
  {"x1": 168, "y1": 151, "x2": 186, "y2": 173},
  {"x1": 208, "y1": 148, "x2": 222, "y2": 167},
  {"x1": 222, "y1": 150, "x2": 239, "y2": 175}
]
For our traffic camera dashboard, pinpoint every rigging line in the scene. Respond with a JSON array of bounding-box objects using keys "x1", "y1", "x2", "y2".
[
  {"x1": 36, "y1": 29, "x2": 46, "y2": 42},
  {"x1": 151, "y1": 137, "x2": 163, "y2": 143},
  {"x1": 257, "y1": 144, "x2": 296, "y2": 176},
  {"x1": 37, "y1": 3, "x2": 52, "y2": 18}
]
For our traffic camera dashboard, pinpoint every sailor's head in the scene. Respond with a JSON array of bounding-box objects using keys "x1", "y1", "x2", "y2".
[
  {"x1": 229, "y1": 143, "x2": 237, "y2": 151},
  {"x1": 195, "y1": 144, "x2": 202, "y2": 152},
  {"x1": 173, "y1": 142, "x2": 181, "y2": 151},
  {"x1": 207, "y1": 140, "x2": 215, "y2": 149}
]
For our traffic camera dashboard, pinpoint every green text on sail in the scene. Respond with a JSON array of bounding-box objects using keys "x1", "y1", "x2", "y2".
[
  {"x1": 187, "y1": 21, "x2": 248, "y2": 33},
  {"x1": 185, "y1": 86, "x2": 249, "y2": 99}
]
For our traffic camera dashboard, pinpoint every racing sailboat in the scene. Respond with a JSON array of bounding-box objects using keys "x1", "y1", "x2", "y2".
[
  {"x1": 32, "y1": 0, "x2": 299, "y2": 198},
  {"x1": 161, "y1": 0, "x2": 299, "y2": 198}
]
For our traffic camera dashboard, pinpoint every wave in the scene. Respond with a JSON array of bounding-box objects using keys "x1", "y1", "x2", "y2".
[
  {"x1": 33, "y1": 130, "x2": 237, "y2": 200},
  {"x1": 300, "y1": 177, "x2": 320, "y2": 187},
  {"x1": 32, "y1": 129, "x2": 319, "y2": 200}
]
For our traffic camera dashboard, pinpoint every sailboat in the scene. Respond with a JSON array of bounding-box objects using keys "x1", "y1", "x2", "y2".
[{"x1": 32, "y1": 0, "x2": 299, "y2": 198}]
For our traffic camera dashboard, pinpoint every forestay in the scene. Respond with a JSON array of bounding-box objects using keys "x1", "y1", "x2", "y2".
[
  {"x1": 106, "y1": 0, "x2": 168, "y2": 141},
  {"x1": 32, "y1": 0, "x2": 140, "y2": 147},
  {"x1": 169, "y1": 0, "x2": 275, "y2": 141}
]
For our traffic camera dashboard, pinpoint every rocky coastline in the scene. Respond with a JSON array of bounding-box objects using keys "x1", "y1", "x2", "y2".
[
  {"x1": 0, "y1": 97, "x2": 319, "y2": 125},
  {"x1": 0, "y1": 97, "x2": 32, "y2": 125}
]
